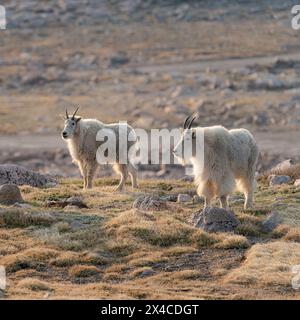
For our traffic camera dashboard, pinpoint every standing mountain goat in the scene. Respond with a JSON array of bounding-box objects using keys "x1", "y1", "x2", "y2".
[
  {"x1": 62, "y1": 107, "x2": 138, "y2": 191},
  {"x1": 173, "y1": 115, "x2": 259, "y2": 209}
]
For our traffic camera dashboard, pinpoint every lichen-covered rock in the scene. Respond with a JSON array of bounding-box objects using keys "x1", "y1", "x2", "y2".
[
  {"x1": 177, "y1": 194, "x2": 192, "y2": 203},
  {"x1": 191, "y1": 207, "x2": 240, "y2": 233},
  {"x1": 0, "y1": 184, "x2": 23, "y2": 205},
  {"x1": 0, "y1": 164, "x2": 57, "y2": 188},
  {"x1": 133, "y1": 195, "x2": 167, "y2": 211}
]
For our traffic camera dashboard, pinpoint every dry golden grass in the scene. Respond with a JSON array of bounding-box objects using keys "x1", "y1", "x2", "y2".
[
  {"x1": 1, "y1": 178, "x2": 300, "y2": 299},
  {"x1": 68, "y1": 265, "x2": 101, "y2": 278},
  {"x1": 215, "y1": 235, "x2": 250, "y2": 250},
  {"x1": 17, "y1": 278, "x2": 52, "y2": 292},
  {"x1": 224, "y1": 241, "x2": 300, "y2": 288}
]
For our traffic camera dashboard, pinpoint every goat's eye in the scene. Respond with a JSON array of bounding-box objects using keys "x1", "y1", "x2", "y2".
[{"x1": 72, "y1": 122, "x2": 75, "y2": 126}]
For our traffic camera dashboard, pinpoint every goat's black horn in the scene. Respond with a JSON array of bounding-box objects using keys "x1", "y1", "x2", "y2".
[
  {"x1": 72, "y1": 106, "x2": 79, "y2": 119},
  {"x1": 183, "y1": 115, "x2": 192, "y2": 129},
  {"x1": 188, "y1": 115, "x2": 197, "y2": 129}
]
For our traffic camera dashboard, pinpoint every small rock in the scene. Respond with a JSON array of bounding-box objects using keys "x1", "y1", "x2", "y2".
[
  {"x1": 261, "y1": 212, "x2": 282, "y2": 233},
  {"x1": 141, "y1": 269, "x2": 155, "y2": 277},
  {"x1": 66, "y1": 196, "x2": 87, "y2": 208},
  {"x1": 177, "y1": 194, "x2": 192, "y2": 203},
  {"x1": 270, "y1": 159, "x2": 294, "y2": 173},
  {"x1": 161, "y1": 195, "x2": 178, "y2": 202},
  {"x1": 269, "y1": 175, "x2": 291, "y2": 186},
  {"x1": 294, "y1": 179, "x2": 300, "y2": 187},
  {"x1": 192, "y1": 207, "x2": 240, "y2": 233},
  {"x1": 64, "y1": 205, "x2": 81, "y2": 212},
  {"x1": 0, "y1": 184, "x2": 23, "y2": 205},
  {"x1": 13, "y1": 202, "x2": 33, "y2": 209},
  {"x1": 110, "y1": 52, "x2": 130, "y2": 67},
  {"x1": 192, "y1": 195, "x2": 204, "y2": 204},
  {"x1": 133, "y1": 196, "x2": 167, "y2": 211}
]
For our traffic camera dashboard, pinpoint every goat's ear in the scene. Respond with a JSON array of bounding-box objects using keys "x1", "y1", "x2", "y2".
[
  {"x1": 192, "y1": 129, "x2": 196, "y2": 139},
  {"x1": 75, "y1": 117, "x2": 82, "y2": 123}
]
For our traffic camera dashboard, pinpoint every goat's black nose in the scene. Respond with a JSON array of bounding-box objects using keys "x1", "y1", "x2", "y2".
[{"x1": 62, "y1": 131, "x2": 67, "y2": 137}]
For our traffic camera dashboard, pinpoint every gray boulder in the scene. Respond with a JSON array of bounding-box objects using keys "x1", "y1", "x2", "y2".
[
  {"x1": 0, "y1": 164, "x2": 57, "y2": 188},
  {"x1": 294, "y1": 179, "x2": 300, "y2": 187},
  {"x1": 177, "y1": 194, "x2": 192, "y2": 203},
  {"x1": 0, "y1": 184, "x2": 23, "y2": 205},
  {"x1": 133, "y1": 196, "x2": 167, "y2": 211},
  {"x1": 270, "y1": 159, "x2": 294, "y2": 173},
  {"x1": 269, "y1": 174, "x2": 291, "y2": 186},
  {"x1": 191, "y1": 207, "x2": 240, "y2": 233},
  {"x1": 261, "y1": 212, "x2": 282, "y2": 233}
]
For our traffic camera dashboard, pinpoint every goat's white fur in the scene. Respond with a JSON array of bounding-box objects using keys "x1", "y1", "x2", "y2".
[
  {"x1": 175, "y1": 125, "x2": 258, "y2": 209},
  {"x1": 64, "y1": 118, "x2": 138, "y2": 191}
]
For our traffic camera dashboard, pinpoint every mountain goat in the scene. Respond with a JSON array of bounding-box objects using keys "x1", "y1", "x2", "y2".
[
  {"x1": 62, "y1": 107, "x2": 138, "y2": 191},
  {"x1": 173, "y1": 115, "x2": 259, "y2": 209}
]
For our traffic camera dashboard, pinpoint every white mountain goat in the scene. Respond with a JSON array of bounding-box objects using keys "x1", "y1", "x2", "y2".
[
  {"x1": 173, "y1": 115, "x2": 259, "y2": 209},
  {"x1": 62, "y1": 107, "x2": 138, "y2": 191}
]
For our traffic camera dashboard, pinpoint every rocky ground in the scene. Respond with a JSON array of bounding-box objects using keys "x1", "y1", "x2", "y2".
[
  {"x1": 0, "y1": 166, "x2": 300, "y2": 299},
  {"x1": 1, "y1": 0, "x2": 300, "y2": 178},
  {"x1": 1, "y1": 0, "x2": 300, "y2": 300}
]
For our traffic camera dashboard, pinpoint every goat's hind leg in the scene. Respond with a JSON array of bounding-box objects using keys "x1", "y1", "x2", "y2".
[
  {"x1": 114, "y1": 164, "x2": 128, "y2": 192},
  {"x1": 128, "y1": 163, "x2": 138, "y2": 189}
]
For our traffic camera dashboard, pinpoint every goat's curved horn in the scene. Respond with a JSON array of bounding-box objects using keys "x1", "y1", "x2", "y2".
[
  {"x1": 65, "y1": 108, "x2": 69, "y2": 119},
  {"x1": 188, "y1": 115, "x2": 197, "y2": 129},
  {"x1": 72, "y1": 106, "x2": 79, "y2": 119},
  {"x1": 183, "y1": 115, "x2": 192, "y2": 129}
]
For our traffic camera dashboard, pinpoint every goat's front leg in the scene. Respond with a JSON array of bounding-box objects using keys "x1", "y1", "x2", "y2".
[
  {"x1": 78, "y1": 161, "x2": 87, "y2": 189},
  {"x1": 86, "y1": 163, "x2": 98, "y2": 189},
  {"x1": 219, "y1": 195, "x2": 229, "y2": 209},
  {"x1": 204, "y1": 197, "x2": 212, "y2": 208}
]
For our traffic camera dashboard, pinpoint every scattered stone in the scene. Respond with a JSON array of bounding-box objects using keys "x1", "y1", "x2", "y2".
[
  {"x1": 13, "y1": 202, "x2": 33, "y2": 209},
  {"x1": 110, "y1": 52, "x2": 130, "y2": 67},
  {"x1": 192, "y1": 207, "x2": 240, "y2": 233},
  {"x1": 161, "y1": 195, "x2": 178, "y2": 202},
  {"x1": 0, "y1": 184, "x2": 23, "y2": 205},
  {"x1": 192, "y1": 195, "x2": 204, "y2": 204},
  {"x1": 133, "y1": 195, "x2": 167, "y2": 211},
  {"x1": 141, "y1": 269, "x2": 155, "y2": 277},
  {"x1": 269, "y1": 174, "x2": 291, "y2": 186},
  {"x1": 270, "y1": 159, "x2": 294, "y2": 173},
  {"x1": 180, "y1": 175, "x2": 194, "y2": 182},
  {"x1": 64, "y1": 205, "x2": 81, "y2": 212},
  {"x1": 70, "y1": 221, "x2": 86, "y2": 231},
  {"x1": 294, "y1": 179, "x2": 300, "y2": 187},
  {"x1": 177, "y1": 194, "x2": 192, "y2": 203},
  {"x1": 45, "y1": 200, "x2": 66, "y2": 208},
  {"x1": 261, "y1": 212, "x2": 282, "y2": 233},
  {"x1": 66, "y1": 196, "x2": 88, "y2": 208},
  {"x1": 0, "y1": 164, "x2": 57, "y2": 188}
]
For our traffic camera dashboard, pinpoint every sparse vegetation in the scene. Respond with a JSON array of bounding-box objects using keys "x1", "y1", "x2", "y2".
[{"x1": 1, "y1": 178, "x2": 299, "y2": 299}]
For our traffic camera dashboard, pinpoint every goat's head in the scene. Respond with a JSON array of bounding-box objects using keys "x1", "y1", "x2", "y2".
[
  {"x1": 61, "y1": 107, "x2": 81, "y2": 140},
  {"x1": 173, "y1": 114, "x2": 197, "y2": 163}
]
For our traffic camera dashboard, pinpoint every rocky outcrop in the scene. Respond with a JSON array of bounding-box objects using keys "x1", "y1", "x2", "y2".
[{"x1": 0, "y1": 164, "x2": 57, "y2": 188}]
